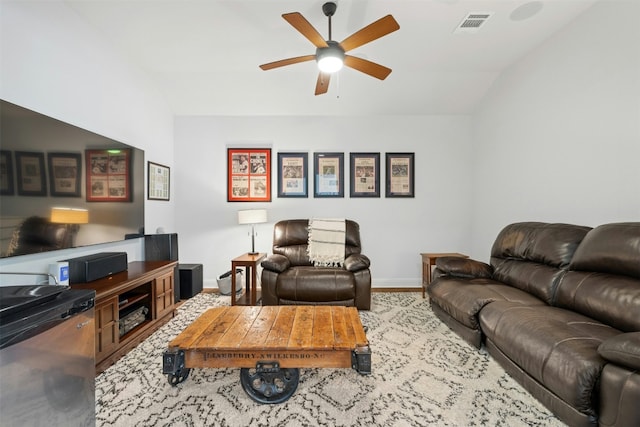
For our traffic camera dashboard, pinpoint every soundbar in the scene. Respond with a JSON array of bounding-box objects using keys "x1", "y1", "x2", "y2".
[{"x1": 65, "y1": 252, "x2": 128, "y2": 284}]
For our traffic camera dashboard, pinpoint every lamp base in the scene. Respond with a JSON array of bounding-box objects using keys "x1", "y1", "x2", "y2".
[{"x1": 248, "y1": 251, "x2": 259, "y2": 256}]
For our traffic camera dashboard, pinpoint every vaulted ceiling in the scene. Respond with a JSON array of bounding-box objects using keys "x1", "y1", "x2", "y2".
[{"x1": 66, "y1": 0, "x2": 597, "y2": 116}]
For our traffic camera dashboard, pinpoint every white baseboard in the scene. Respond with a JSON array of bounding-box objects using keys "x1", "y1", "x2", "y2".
[{"x1": 203, "y1": 278, "x2": 422, "y2": 290}]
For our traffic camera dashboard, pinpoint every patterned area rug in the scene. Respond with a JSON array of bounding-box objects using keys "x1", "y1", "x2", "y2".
[{"x1": 95, "y1": 292, "x2": 565, "y2": 426}]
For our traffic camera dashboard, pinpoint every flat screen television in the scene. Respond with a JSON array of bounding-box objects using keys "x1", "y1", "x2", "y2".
[{"x1": 0, "y1": 100, "x2": 145, "y2": 258}]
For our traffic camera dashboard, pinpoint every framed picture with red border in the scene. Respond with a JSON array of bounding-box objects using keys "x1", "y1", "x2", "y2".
[
  {"x1": 86, "y1": 148, "x2": 131, "y2": 202},
  {"x1": 227, "y1": 148, "x2": 271, "y2": 202}
]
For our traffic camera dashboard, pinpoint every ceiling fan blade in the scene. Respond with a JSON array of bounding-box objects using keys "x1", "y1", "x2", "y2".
[
  {"x1": 339, "y1": 15, "x2": 400, "y2": 52},
  {"x1": 259, "y1": 55, "x2": 316, "y2": 71},
  {"x1": 315, "y1": 72, "x2": 331, "y2": 95},
  {"x1": 283, "y1": 12, "x2": 329, "y2": 48},
  {"x1": 344, "y1": 55, "x2": 392, "y2": 80}
]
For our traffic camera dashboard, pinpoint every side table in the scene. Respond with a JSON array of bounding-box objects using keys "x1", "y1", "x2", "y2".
[
  {"x1": 231, "y1": 253, "x2": 266, "y2": 306},
  {"x1": 421, "y1": 252, "x2": 468, "y2": 298}
]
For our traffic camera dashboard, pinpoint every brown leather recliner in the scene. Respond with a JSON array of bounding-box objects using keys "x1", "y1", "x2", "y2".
[
  {"x1": 5, "y1": 216, "x2": 72, "y2": 256},
  {"x1": 261, "y1": 219, "x2": 371, "y2": 310}
]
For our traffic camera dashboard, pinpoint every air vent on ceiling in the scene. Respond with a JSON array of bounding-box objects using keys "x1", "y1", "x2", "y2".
[{"x1": 454, "y1": 12, "x2": 493, "y2": 34}]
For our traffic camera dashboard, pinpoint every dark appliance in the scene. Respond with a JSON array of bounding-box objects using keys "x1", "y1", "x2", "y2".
[
  {"x1": 145, "y1": 233, "x2": 180, "y2": 302},
  {"x1": 179, "y1": 264, "x2": 203, "y2": 299},
  {"x1": 0, "y1": 285, "x2": 96, "y2": 426},
  {"x1": 65, "y1": 252, "x2": 128, "y2": 284}
]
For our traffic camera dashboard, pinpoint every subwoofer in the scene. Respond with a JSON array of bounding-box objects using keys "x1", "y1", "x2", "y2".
[
  {"x1": 145, "y1": 233, "x2": 180, "y2": 303},
  {"x1": 178, "y1": 264, "x2": 203, "y2": 299}
]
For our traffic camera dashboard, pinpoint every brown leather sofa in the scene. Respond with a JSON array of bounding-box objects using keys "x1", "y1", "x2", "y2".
[
  {"x1": 428, "y1": 222, "x2": 640, "y2": 427},
  {"x1": 260, "y1": 219, "x2": 371, "y2": 310}
]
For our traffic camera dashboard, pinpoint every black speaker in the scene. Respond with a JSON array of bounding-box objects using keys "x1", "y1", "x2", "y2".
[
  {"x1": 65, "y1": 252, "x2": 128, "y2": 284},
  {"x1": 179, "y1": 264, "x2": 203, "y2": 299},
  {"x1": 145, "y1": 233, "x2": 180, "y2": 303}
]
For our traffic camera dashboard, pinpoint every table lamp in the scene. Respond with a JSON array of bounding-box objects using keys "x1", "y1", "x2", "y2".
[
  {"x1": 50, "y1": 207, "x2": 89, "y2": 247},
  {"x1": 237, "y1": 209, "x2": 267, "y2": 255}
]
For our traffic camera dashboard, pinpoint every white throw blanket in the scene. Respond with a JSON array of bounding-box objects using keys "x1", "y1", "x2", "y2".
[{"x1": 307, "y1": 218, "x2": 346, "y2": 267}]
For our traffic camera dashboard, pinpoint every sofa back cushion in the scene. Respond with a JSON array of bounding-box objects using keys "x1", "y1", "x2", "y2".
[
  {"x1": 490, "y1": 222, "x2": 592, "y2": 304},
  {"x1": 272, "y1": 219, "x2": 362, "y2": 266},
  {"x1": 555, "y1": 222, "x2": 640, "y2": 331}
]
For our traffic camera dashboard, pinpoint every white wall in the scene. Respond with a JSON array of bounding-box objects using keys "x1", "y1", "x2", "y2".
[
  {"x1": 470, "y1": 0, "x2": 640, "y2": 260},
  {"x1": 174, "y1": 115, "x2": 473, "y2": 288},
  {"x1": 0, "y1": 1, "x2": 175, "y2": 284}
]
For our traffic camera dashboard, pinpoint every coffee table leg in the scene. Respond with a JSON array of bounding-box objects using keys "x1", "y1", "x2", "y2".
[
  {"x1": 163, "y1": 349, "x2": 191, "y2": 386},
  {"x1": 240, "y1": 362, "x2": 299, "y2": 404}
]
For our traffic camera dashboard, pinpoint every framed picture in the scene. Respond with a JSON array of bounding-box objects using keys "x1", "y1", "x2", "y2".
[
  {"x1": 47, "y1": 152, "x2": 81, "y2": 197},
  {"x1": 15, "y1": 151, "x2": 46, "y2": 196},
  {"x1": 277, "y1": 152, "x2": 308, "y2": 198},
  {"x1": 86, "y1": 148, "x2": 131, "y2": 202},
  {"x1": 0, "y1": 150, "x2": 14, "y2": 195},
  {"x1": 385, "y1": 152, "x2": 415, "y2": 198},
  {"x1": 148, "y1": 161, "x2": 170, "y2": 201},
  {"x1": 227, "y1": 148, "x2": 271, "y2": 202},
  {"x1": 350, "y1": 152, "x2": 380, "y2": 198},
  {"x1": 314, "y1": 152, "x2": 344, "y2": 198}
]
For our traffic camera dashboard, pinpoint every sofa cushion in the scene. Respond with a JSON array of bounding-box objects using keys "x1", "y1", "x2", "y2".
[
  {"x1": 555, "y1": 223, "x2": 640, "y2": 332},
  {"x1": 480, "y1": 301, "x2": 619, "y2": 417},
  {"x1": 491, "y1": 260, "x2": 568, "y2": 305},
  {"x1": 555, "y1": 272, "x2": 640, "y2": 332},
  {"x1": 428, "y1": 278, "x2": 545, "y2": 330},
  {"x1": 276, "y1": 267, "x2": 355, "y2": 302},
  {"x1": 490, "y1": 222, "x2": 592, "y2": 268},
  {"x1": 569, "y1": 222, "x2": 640, "y2": 280},
  {"x1": 489, "y1": 222, "x2": 592, "y2": 304}
]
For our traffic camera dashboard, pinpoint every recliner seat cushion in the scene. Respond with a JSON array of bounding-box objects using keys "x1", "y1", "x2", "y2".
[
  {"x1": 480, "y1": 301, "x2": 620, "y2": 417},
  {"x1": 276, "y1": 267, "x2": 356, "y2": 302}
]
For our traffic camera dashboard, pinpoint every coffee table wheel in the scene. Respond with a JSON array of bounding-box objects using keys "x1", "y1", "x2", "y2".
[
  {"x1": 167, "y1": 367, "x2": 191, "y2": 386},
  {"x1": 240, "y1": 366, "x2": 299, "y2": 404}
]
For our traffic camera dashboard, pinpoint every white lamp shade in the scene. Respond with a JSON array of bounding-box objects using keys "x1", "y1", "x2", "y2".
[
  {"x1": 237, "y1": 209, "x2": 267, "y2": 225},
  {"x1": 317, "y1": 56, "x2": 344, "y2": 73},
  {"x1": 50, "y1": 207, "x2": 89, "y2": 224},
  {"x1": 316, "y1": 42, "x2": 345, "y2": 74}
]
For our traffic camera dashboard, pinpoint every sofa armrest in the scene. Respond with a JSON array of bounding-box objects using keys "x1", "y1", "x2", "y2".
[
  {"x1": 344, "y1": 254, "x2": 370, "y2": 272},
  {"x1": 261, "y1": 254, "x2": 290, "y2": 273},
  {"x1": 598, "y1": 332, "x2": 640, "y2": 370},
  {"x1": 435, "y1": 257, "x2": 493, "y2": 279}
]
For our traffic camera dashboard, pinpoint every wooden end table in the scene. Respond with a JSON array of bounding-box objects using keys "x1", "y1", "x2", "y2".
[
  {"x1": 421, "y1": 252, "x2": 468, "y2": 298},
  {"x1": 231, "y1": 252, "x2": 266, "y2": 306}
]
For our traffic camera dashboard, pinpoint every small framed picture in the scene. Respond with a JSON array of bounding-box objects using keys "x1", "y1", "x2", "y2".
[
  {"x1": 314, "y1": 152, "x2": 344, "y2": 198},
  {"x1": 0, "y1": 150, "x2": 14, "y2": 195},
  {"x1": 86, "y1": 148, "x2": 131, "y2": 202},
  {"x1": 350, "y1": 152, "x2": 380, "y2": 198},
  {"x1": 148, "y1": 161, "x2": 170, "y2": 201},
  {"x1": 48, "y1": 152, "x2": 81, "y2": 197},
  {"x1": 15, "y1": 151, "x2": 46, "y2": 196},
  {"x1": 227, "y1": 148, "x2": 271, "y2": 202},
  {"x1": 277, "y1": 152, "x2": 308, "y2": 198},
  {"x1": 385, "y1": 152, "x2": 415, "y2": 198}
]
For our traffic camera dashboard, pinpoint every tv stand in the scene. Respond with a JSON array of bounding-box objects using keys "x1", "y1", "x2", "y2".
[{"x1": 71, "y1": 260, "x2": 178, "y2": 374}]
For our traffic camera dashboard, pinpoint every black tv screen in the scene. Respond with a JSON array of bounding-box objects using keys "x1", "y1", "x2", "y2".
[{"x1": 0, "y1": 100, "x2": 145, "y2": 258}]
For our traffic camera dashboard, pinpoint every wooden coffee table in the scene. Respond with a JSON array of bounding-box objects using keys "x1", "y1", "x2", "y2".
[{"x1": 163, "y1": 305, "x2": 371, "y2": 404}]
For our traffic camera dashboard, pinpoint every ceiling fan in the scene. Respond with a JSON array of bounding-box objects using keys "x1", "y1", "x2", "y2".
[{"x1": 259, "y1": 2, "x2": 400, "y2": 95}]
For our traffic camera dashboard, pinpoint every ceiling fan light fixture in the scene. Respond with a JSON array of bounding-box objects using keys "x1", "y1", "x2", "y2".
[{"x1": 316, "y1": 42, "x2": 344, "y2": 73}]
